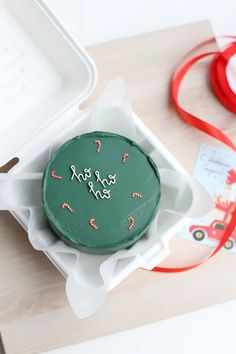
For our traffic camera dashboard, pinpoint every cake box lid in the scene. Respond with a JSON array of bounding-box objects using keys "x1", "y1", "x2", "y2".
[{"x1": 0, "y1": 0, "x2": 97, "y2": 167}]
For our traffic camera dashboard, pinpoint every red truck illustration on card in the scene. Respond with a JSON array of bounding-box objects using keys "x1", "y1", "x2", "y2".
[
  {"x1": 189, "y1": 169, "x2": 236, "y2": 250},
  {"x1": 189, "y1": 220, "x2": 236, "y2": 250}
]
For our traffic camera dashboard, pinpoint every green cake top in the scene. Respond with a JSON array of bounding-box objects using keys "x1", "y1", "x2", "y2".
[{"x1": 42, "y1": 131, "x2": 161, "y2": 254}]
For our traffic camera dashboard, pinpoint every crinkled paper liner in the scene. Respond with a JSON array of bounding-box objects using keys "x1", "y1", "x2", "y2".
[{"x1": 0, "y1": 79, "x2": 213, "y2": 318}]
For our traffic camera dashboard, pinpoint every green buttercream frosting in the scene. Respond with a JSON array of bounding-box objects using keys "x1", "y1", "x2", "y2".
[{"x1": 42, "y1": 131, "x2": 161, "y2": 254}]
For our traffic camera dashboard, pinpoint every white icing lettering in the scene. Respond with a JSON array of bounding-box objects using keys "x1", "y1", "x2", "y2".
[
  {"x1": 70, "y1": 165, "x2": 91, "y2": 182},
  {"x1": 107, "y1": 174, "x2": 116, "y2": 185},
  {"x1": 94, "y1": 170, "x2": 116, "y2": 187},
  {"x1": 88, "y1": 181, "x2": 111, "y2": 200},
  {"x1": 70, "y1": 164, "x2": 116, "y2": 201}
]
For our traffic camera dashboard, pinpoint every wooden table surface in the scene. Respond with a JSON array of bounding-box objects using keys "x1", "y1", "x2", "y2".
[{"x1": 1, "y1": 21, "x2": 236, "y2": 354}]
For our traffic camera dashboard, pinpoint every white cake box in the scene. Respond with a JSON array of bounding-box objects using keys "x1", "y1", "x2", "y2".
[{"x1": 0, "y1": 0, "x2": 213, "y2": 317}]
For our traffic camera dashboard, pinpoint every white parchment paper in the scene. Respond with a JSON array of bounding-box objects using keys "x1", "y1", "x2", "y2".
[{"x1": 0, "y1": 79, "x2": 214, "y2": 318}]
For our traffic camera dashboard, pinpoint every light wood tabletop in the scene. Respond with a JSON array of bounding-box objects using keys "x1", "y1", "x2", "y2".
[{"x1": 1, "y1": 21, "x2": 236, "y2": 354}]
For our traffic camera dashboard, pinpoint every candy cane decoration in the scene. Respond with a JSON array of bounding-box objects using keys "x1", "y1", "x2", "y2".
[
  {"x1": 131, "y1": 192, "x2": 143, "y2": 199},
  {"x1": 122, "y1": 153, "x2": 129, "y2": 164},
  {"x1": 61, "y1": 202, "x2": 73, "y2": 213},
  {"x1": 127, "y1": 216, "x2": 135, "y2": 231},
  {"x1": 51, "y1": 169, "x2": 62, "y2": 180},
  {"x1": 94, "y1": 139, "x2": 101, "y2": 153},
  {"x1": 89, "y1": 217, "x2": 98, "y2": 230}
]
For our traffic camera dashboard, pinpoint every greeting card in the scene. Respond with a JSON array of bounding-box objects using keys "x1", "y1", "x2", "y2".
[{"x1": 178, "y1": 144, "x2": 236, "y2": 252}]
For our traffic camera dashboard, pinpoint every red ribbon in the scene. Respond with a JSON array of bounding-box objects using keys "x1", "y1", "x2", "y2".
[{"x1": 152, "y1": 37, "x2": 236, "y2": 273}]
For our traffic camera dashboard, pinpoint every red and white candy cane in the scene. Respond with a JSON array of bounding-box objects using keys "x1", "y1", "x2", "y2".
[
  {"x1": 127, "y1": 216, "x2": 135, "y2": 231},
  {"x1": 94, "y1": 139, "x2": 102, "y2": 153},
  {"x1": 61, "y1": 202, "x2": 73, "y2": 213},
  {"x1": 122, "y1": 153, "x2": 129, "y2": 163},
  {"x1": 89, "y1": 217, "x2": 98, "y2": 230},
  {"x1": 131, "y1": 192, "x2": 143, "y2": 199},
  {"x1": 51, "y1": 169, "x2": 62, "y2": 180}
]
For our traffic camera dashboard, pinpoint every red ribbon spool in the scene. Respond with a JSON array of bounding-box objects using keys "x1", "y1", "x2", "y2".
[
  {"x1": 152, "y1": 36, "x2": 236, "y2": 273},
  {"x1": 211, "y1": 41, "x2": 236, "y2": 114}
]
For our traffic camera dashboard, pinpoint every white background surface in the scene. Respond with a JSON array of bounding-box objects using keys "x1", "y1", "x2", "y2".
[
  {"x1": 2, "y1": 0, "x2": 236, "y2": 353},
  {"x1": 44, "y1": 300, "x2": 236, "y2": 354},
  {"x1": 47, "y1": 0, "x2": 236, "y2": 46}
]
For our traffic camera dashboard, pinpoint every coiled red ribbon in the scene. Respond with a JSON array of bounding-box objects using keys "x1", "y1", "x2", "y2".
[{"x1": 152, "y1": 36, "x2": 236, "y2": 272}]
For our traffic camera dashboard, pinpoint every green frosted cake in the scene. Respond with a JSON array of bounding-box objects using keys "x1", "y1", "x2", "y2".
[{"x1": 42, "y1": 131, "x2": 161, "y2": 254}]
